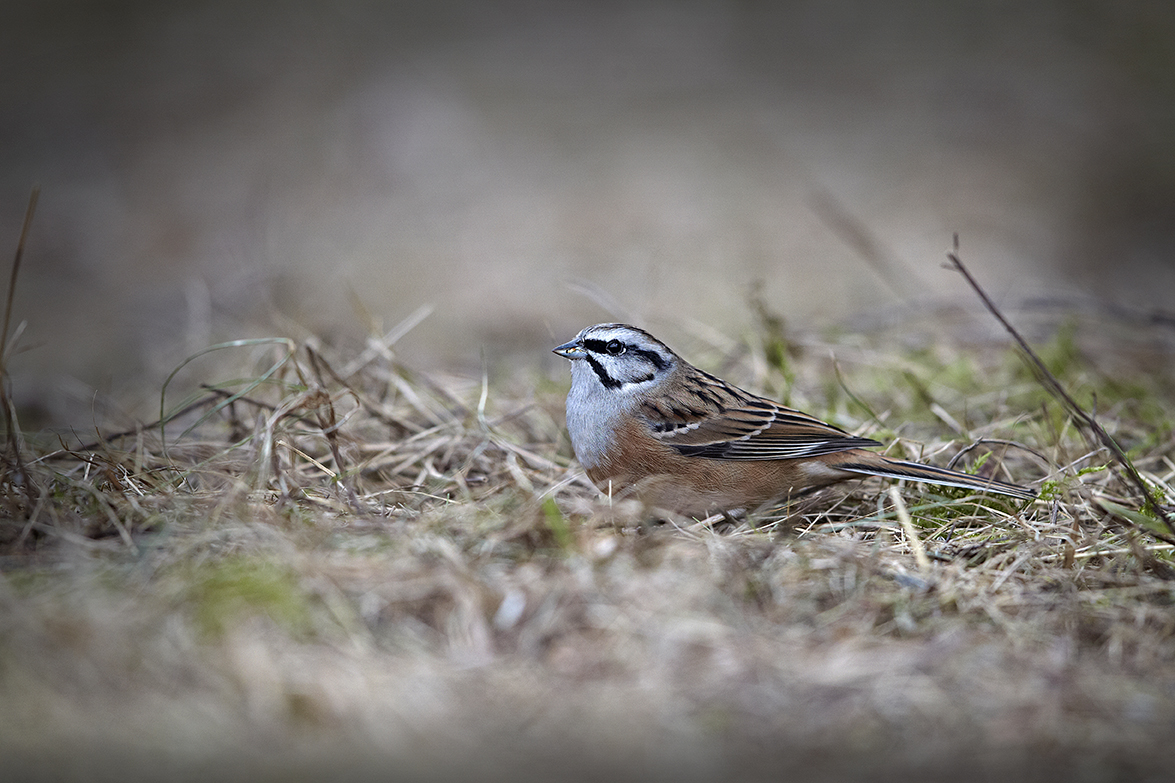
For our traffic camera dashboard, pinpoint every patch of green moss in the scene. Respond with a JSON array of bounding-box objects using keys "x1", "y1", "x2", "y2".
[
  {"x1": 185, "y1": 556, "x2": 316, "y2": 640},
  {"x1": 542, "y1": 496, "x2": 573, "y2": 552}
]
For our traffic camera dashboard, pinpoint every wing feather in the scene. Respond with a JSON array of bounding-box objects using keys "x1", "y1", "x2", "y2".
[{"x1": 642, "y1": 371, "x2": 879, "y2": 461}]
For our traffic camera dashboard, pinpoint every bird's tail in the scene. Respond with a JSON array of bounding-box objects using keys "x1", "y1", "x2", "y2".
[{"x1": 833, "y1": 453, "x2": 1035, "y2": 500}]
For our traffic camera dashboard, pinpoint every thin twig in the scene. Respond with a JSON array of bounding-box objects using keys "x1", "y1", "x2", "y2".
[
  {"x1": 1, "y1": 188, "x2": 36, "y2": 364},
  {"x1": 306, "y1": 345, "x2": 363, "y2": 513},
  {"x1": 946, "y1": 235, "x2": 1175, "y2": 538},
  {"x1": 1, "y1": 187, "x2": 39, "y2": 507}
]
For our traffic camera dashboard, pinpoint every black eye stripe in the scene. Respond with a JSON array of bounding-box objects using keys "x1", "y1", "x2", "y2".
[
  {"x1": 582, "y1": 339, "x2": 669, "y2": 371},
  {"x1": 582, "y1": 338, "x2": 615, "y2": 354}
]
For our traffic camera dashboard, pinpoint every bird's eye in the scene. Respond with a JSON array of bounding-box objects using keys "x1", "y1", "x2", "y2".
[{"x1": 606, "y1": 340, "x2": 625, "y2": 356}]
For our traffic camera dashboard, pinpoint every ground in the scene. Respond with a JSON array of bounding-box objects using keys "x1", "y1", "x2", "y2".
[{"x1": 2, "y1": 302, "x2": 1175, "y2": 782}]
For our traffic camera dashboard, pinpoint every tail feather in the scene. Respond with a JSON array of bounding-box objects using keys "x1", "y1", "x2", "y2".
[{"x1": 835, "y1": 455, "x2": 1035, "y2": 500}]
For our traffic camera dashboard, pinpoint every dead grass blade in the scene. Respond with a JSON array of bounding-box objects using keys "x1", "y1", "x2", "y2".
[
  {"x1": 159, "y1": 338, "x2": 299, "y2": 452},
  {"x1": 0, "y1": 188, "x2": 39, "y2": 509}
]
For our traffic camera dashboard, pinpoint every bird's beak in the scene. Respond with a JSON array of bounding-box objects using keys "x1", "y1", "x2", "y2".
[{"x1": 552, "y1": 339, "x2": 585, "y2": 359}]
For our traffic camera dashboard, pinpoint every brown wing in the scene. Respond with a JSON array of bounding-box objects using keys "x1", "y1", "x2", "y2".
[{"x1": 638, "y1": 368, "x2": 880, "y2": 461}]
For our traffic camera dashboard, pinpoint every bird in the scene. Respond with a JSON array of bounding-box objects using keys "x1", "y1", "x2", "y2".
[{"x1": 553, "y1": 323, "x2": 1034, "y2": 517}]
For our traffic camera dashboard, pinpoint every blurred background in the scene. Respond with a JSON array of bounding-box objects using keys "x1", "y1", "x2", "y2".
[{"x1": 1, "y1": 0, "x2": 1173, "y2": 429}]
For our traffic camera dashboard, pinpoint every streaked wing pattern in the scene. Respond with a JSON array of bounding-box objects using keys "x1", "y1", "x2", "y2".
[{"x1": 642, "y1": 370, "x2": 880, "y2": 461}]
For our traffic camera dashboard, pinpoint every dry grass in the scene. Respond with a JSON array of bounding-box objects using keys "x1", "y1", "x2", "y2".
[{"x1": 2, "y1": 300, "x2": 1175, "y2": 782}]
